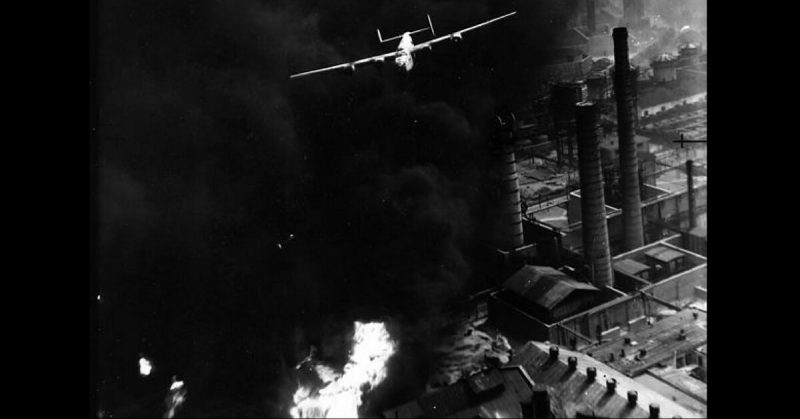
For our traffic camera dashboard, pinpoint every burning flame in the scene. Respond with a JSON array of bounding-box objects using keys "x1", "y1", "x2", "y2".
[
  {"x1": 290, "y1": 321, "x2": 396, "y2": 418},
  {"x1": 139, "y1": 357, "x2": 153, "y2": 376},
  {"x1": 164, "y1": 377, "x2": 187, "y2": 419}
]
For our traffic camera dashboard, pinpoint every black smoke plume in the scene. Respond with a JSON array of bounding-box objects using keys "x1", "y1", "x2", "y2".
[{"x1": 93, "y1": 0, "x2": 581, "y2": 416}]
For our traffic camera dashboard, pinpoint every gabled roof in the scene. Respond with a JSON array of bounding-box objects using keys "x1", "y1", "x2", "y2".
[
  {"x1": 614, "y1": 259, "x2": 651, "y2": 277},
  {"x1": 508, "y1": 342, "x2": 698, "y2": 418},
  {"x1": 382, "y1": 340, "x2": 699, "y2": 418},
  {"x1": 502, "y1": 265, "x2": 599, "y2": 310}
]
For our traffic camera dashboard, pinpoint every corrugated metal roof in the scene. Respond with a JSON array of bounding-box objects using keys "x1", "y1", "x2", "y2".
[
  {"x1": 502, "y1": 265, "x2": 599, "y2": 310},
  {"x1": 614, "y1": 259, "x2": 651, "y2": 277},
  {"x1": 643, "y1": 246, "x2": 685, "y2": 263}
]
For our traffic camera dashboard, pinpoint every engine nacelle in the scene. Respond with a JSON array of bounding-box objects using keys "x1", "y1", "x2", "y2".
[
  {"x1": 451, "y1": 33, "x2": 463, "y2": 42},
  {"x1": 424, "y1": 44, "x2": 433, "y2": 51},
  {"x1": 342, "y1": 63, "x2": 356, "y2": 74},
  {"x1": 373, "y1": 57, "x2": 386, "y2": 67}
]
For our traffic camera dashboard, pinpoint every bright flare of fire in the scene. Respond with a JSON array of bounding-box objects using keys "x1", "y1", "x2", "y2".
[
  {"x1": 164, "y1": 377, "x2": 187, "y2": 419},
  {"x1": 290, "y1": 321, "x2": 396, "y2": 418},
  {"x1": 139, "y1": 357, "x2": 152, "y2": 376}
]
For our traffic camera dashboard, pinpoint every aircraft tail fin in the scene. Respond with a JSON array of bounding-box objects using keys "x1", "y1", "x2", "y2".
[{"x1": 377, "y1": 15, "x2": 435, "y2": 44}]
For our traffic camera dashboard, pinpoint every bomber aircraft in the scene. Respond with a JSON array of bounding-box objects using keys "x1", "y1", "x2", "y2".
[{"x1": 289, "y1": 11, "x2": 517, "y2": 79}]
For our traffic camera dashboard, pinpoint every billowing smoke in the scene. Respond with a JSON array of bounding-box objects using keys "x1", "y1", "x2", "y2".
[{"x1": 94, "y1": 0, "x2": 581, "y2": 416}]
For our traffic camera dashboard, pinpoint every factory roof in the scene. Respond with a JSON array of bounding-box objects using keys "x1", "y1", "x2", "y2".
[
  {"x1": 637, "y1": 80, "x2": 707, "y2": 109},
  {"x1": 591, "y1": 57, "x2": 613, "y2": 73},
  {"x1": 382, "y1": 366, "x2": 535, "y2": 418},
  {"x1": 689, "y1": 226, "x2": 707, "y2": 239},
  {"x1": 590, "y1": 309, "x2": 707, "y2": 377},
  {"x1": 614, "y1": 259, "x2": 651, "y2": 277},
  {"x1": 643, "y1": 246, "x2": 685, "y2": 264},
  {"x1": 647, "y1": 366, "x2": 707, "y2": 404},
  {"x1": 502, "y1": 265, "x2": 599, "y2": 310},
  {"x1": 679, "y1": 42, "x2": 700, "y2": 51},
  {"x1": 382, "y1": 343, "x2": 698, "y2": 419},
  {"x1": 508, "y1": 342, "x2": 697, "y2": 418},
  {"x1": 652, "y1": 53, "x2": 677, "y2": 63},
  {"x1": 599, "y1": 134, "x2": 650, "y2": 151}
]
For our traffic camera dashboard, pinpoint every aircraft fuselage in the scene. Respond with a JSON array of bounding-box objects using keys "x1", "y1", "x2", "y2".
[{"x1": 394, "y1": 33, "x2": 415, "y2": 71}]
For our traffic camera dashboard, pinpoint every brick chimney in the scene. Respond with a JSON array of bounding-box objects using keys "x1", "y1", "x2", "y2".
[
  {"x1": 613, "y1": 27, "x2": 645, "y2": 250},
  {"x1": 575, "y1": 102, "x2": 613, "y2": 287}
]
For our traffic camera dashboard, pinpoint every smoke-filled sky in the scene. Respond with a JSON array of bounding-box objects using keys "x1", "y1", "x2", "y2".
[{"x1": 93, "y1": 0, "x2": 584, "y2": 416}]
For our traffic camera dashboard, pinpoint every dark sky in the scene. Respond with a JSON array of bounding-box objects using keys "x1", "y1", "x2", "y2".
[{"x1": 93, "y1": 0, "x2": 580, "y2": 416}]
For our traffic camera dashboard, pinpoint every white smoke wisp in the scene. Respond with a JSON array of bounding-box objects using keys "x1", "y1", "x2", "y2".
[
  {"x1": 164, "y1": 377, "x2": 187, "y2": 419},
  {"x1": 290, "y1": 321, "x2": 396, "y2": 418}
]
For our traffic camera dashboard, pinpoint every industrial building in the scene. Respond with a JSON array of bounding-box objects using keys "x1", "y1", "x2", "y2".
[
  {"x1": 382, "y1": 341, "x2": 698, "y2": 418},
  {"x1": 639, "y1": 43, "x2": 707, "y2": 119},
  {"x1": 382, "y1": 13, "x2": 707, "y2": 418}
]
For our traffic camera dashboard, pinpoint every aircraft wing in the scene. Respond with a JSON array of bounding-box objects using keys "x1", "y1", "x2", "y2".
[
  {"x1": 411, "y1": 11, "x2": 517, "y2": 52},
  {"x1": 290, "y1": 51, "x2": 400, "y2": 79}
]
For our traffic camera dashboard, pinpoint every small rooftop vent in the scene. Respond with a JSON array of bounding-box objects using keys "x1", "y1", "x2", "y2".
[
  {"x1": 606, "y1": 378, "x2": 617, "y2": 393},
  {"x1": 568, "y1": 356, "x2": 578, "y2": 371},
  {"x1": 649, "y1": 403, "x2": 660, "y2": 418},
  {"x1": 586, "y1": 367, "x2": 597, "y2": 381},
  {"x1": 627, "y1": 390, "x2": 638, "y2": 406}
]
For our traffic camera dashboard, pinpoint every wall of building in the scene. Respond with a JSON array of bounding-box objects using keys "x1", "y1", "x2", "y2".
[
  {"x1": 680, "y1": 232, "x2": 707, "y2": 256},
  {"x1": 488, "y1": 293, "x2": 552, "y2": 342},
  {"x1": 645, "y1": 184, "x2": 708, "y2": 232},
  {"x1": 653, "y1": 65, "x2": 678, "y2": 83},
  {"x1": 555, "y1": 293, "x2": 648, "y2": 347},
  {"x1": 552, "y1": 291, "x2": 599, "y2": 322},
  {"x1": 695, "y1": 349, "x2": 706, "y2": 373},
  {"x1": 561, "y1": 184, "x2": 707, "y2": 256},
  {"x1": 640, "y1": 92, "x2": 706, "y2": 118},
  {"x1": 613, "y1": 272, "x2": 650, "y2": 293},
  {"x1": 647, "y1": 265, "x2": 707, "y2": 303},
  {"x1": 551, "y1": 259, "x2": 705, "y2": 348}
]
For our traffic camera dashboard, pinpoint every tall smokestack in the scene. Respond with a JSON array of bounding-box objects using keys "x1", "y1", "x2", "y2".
[
  {"x1": 551, "y1": 82, "x2": 588, "y2": 167},
  {"x1": 613, "y1": 27, "x2": 645, "y2": 250},
  {"x1": 493, "y1": 110, "x2": 524, "y2": 250},
  {"x1": 586, "y1": 0, "x2": 596, "y2": 35},
  {"x1": 500, "y1": 145, "x2": 524, "y2": 249},
  {"x1": 686, "y1": 160, "x2": 696, "y2": 229},
  {"x1": 575, "y1": 102, "x2": 613, "y2": 288}
]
